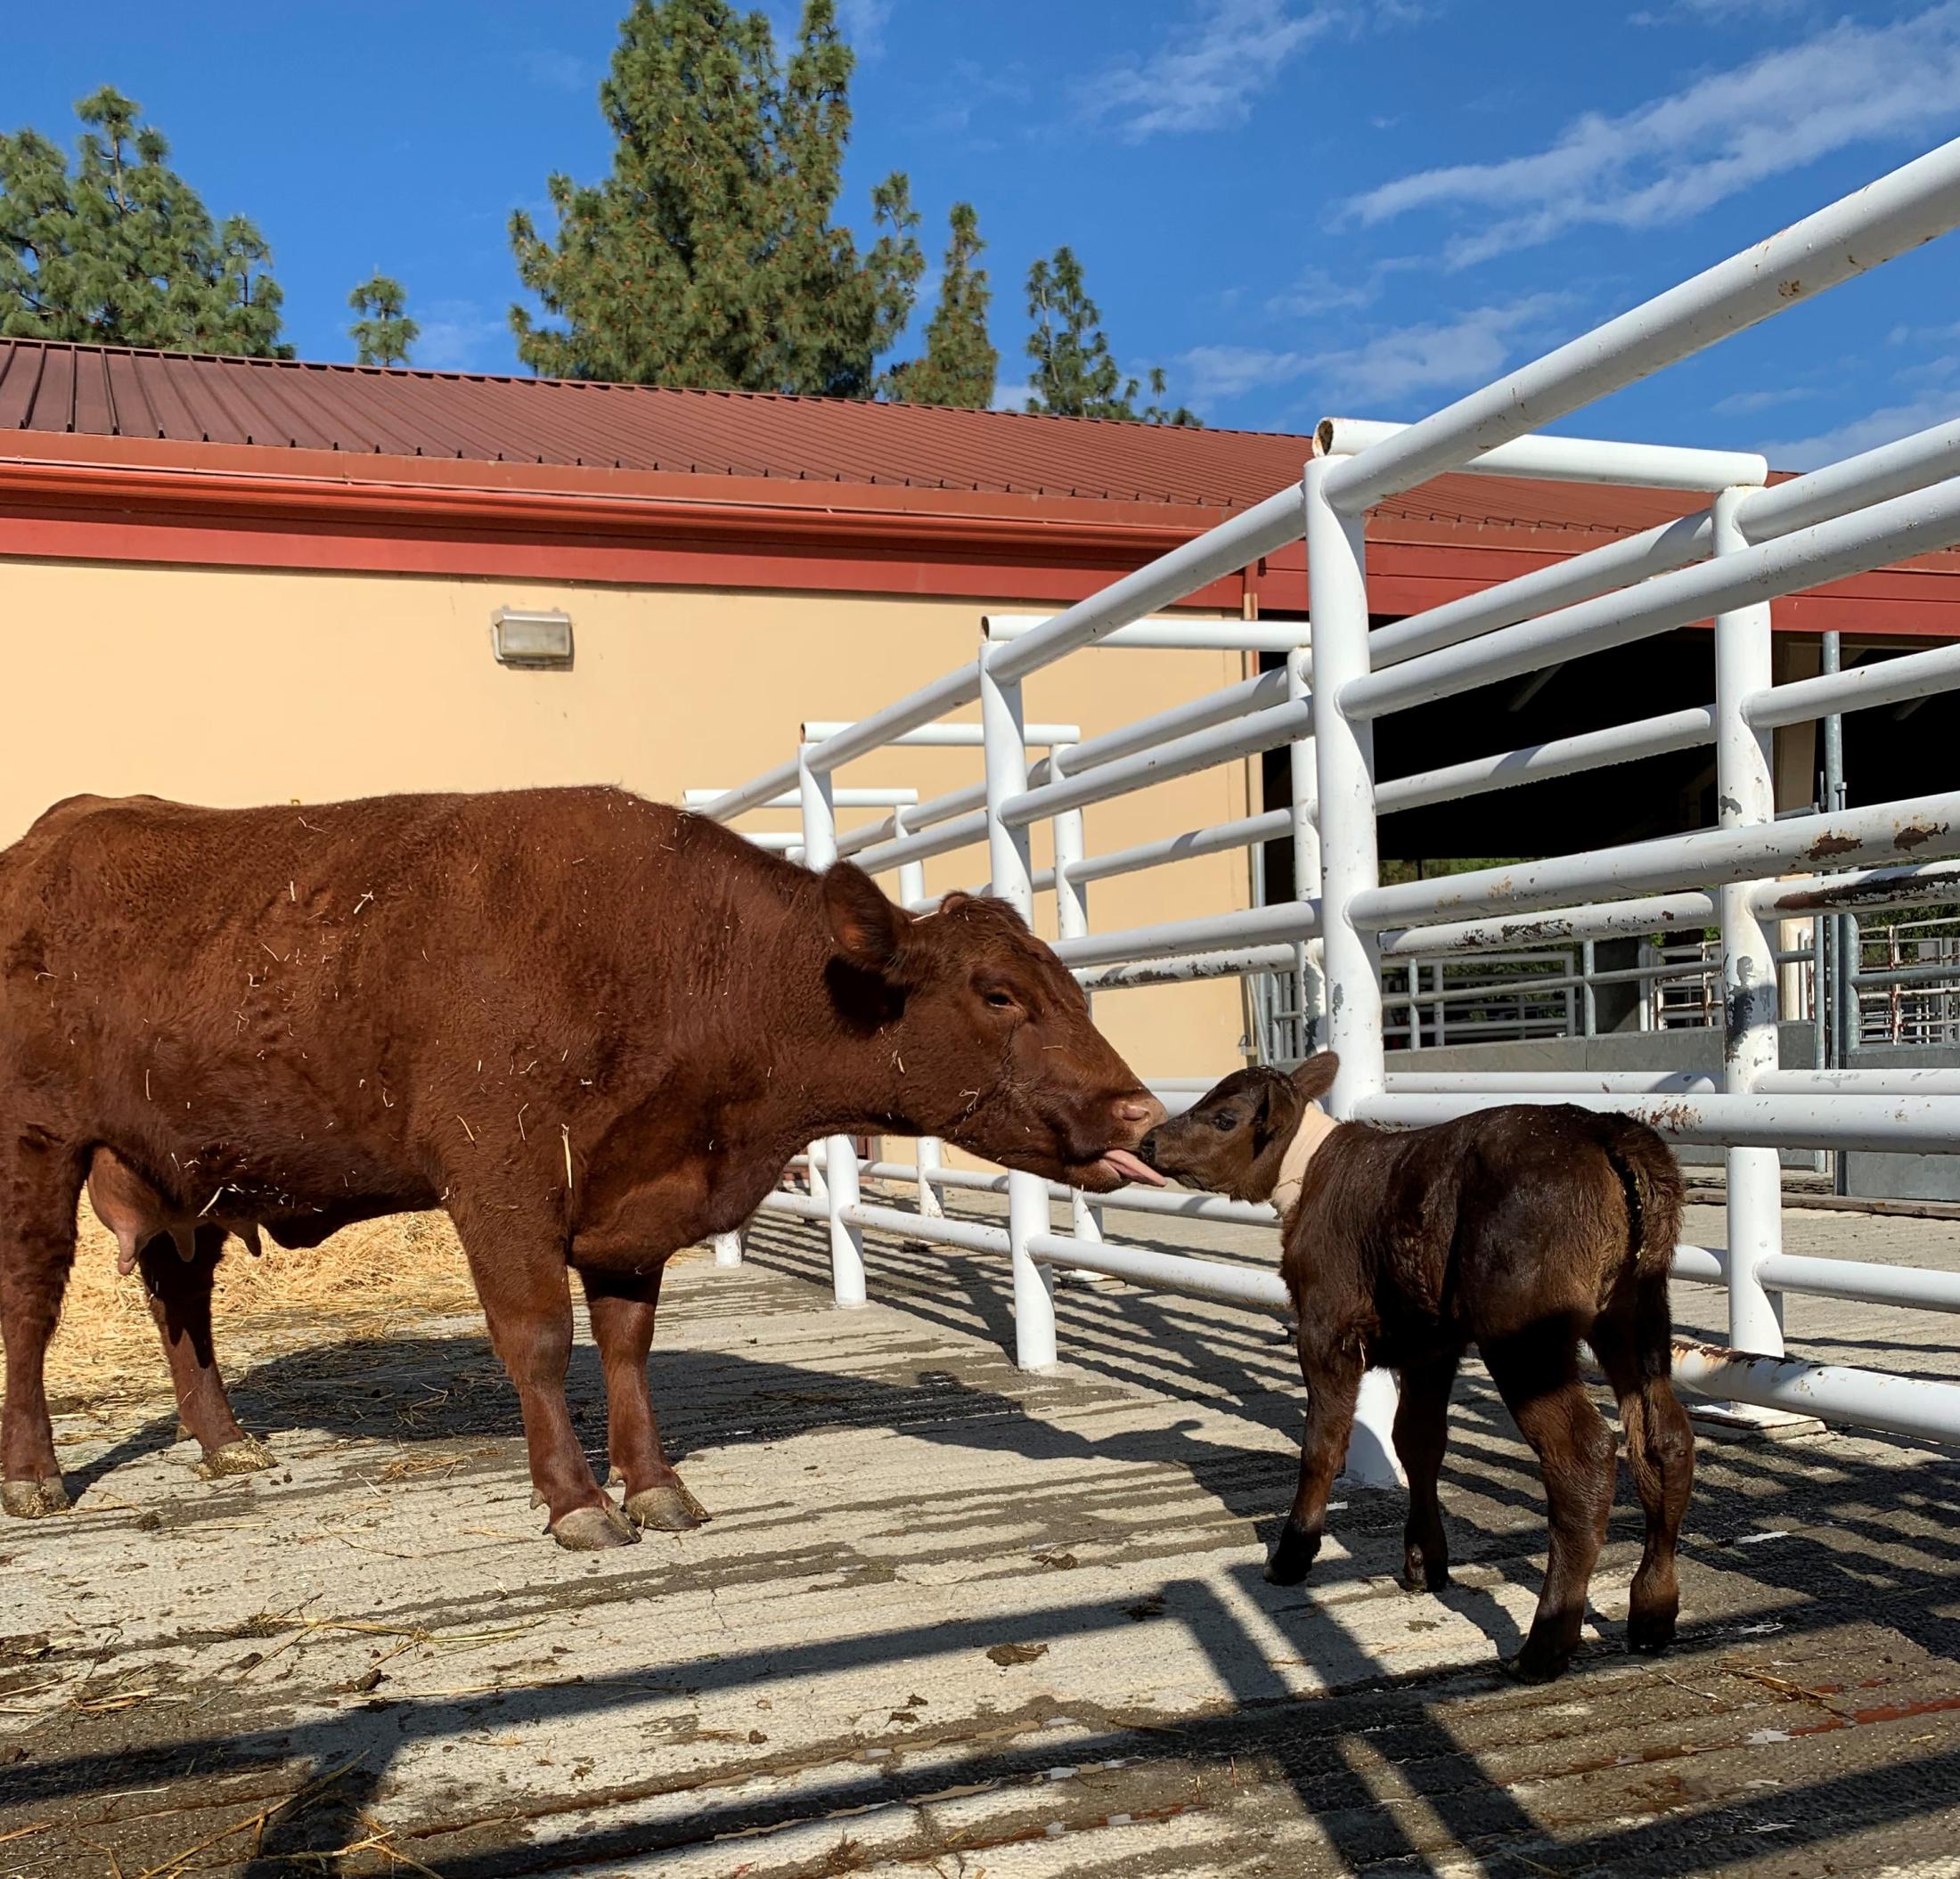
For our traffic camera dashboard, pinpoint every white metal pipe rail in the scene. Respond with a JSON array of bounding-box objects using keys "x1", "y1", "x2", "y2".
[
  {"x1": 1362, "y1": 413, "x2": 1960, "y2": 674},
  {"x1": 1744, "y1": 641, "x2": 1960, "y2": 730},
  {"x1": 1000, "y1": 698, "x2": 1313, "y2": 829},
  {"x1": 1354, "y1": 796, "x2": 1960, "y2": 931},
  {"x1": 802, "y1": 719, "x2": 1082, "y2": 748},
  {"x1": 1314, "y1": 416, "x2": 1766, "y2": 493},
  {"x1": 1344, "y1": 473, "x2": 1960, "y2": 722},
  {"x1": 692, "y1": 136, "x2": 1960, "y2": 1460},
  {"x1": 1375, "y1": 707, "x2": 1716, "y2": 817},
  {"x1": 1033, "y1": 810, "x2": 1291, "y2": 895}
]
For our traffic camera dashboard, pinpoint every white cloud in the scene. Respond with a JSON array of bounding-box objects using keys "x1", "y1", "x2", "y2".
[
  {"x1": 1711, "y1": 385, "x2": 1816, "y2": 415},
  {"x1": 1181, "y1": 345, "x2": 1312, "y2": 402},
  {"x1": 1311, "y1": 292, "x2": 1571, "y2": 405},
  {"x1": 1349, "y1": 4, "x2": 1960, "y2": 266},
  {"x1": 414, "y1": 300, "x2": 510, "y2": 375},
  {"x1": 519, "y1": 49, "x2": 587, "y2": 93},
  {"x1": 1078, "y1": 0, "x2": 1343, "y2": 140},
  {"x1": 991, "y1": 379, "x2": 1036, "y2": 413},
  {"x1": 1263, "y1": 254, "x2": 1425, "y2": 320},
  {"x1": 1179, "y1": 292, "x2": 1570, "y2": 412},
  {"x1": 839, "y1": 0, "x2": 894, "y2": 57},
  {"x1": 1758, "y1": 380, "x2": 1960, "y2": 468}
]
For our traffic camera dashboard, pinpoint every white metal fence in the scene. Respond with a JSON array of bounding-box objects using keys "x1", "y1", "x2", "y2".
[{"x1": 695, "y1": 137, "x2": 1960, "y2": 1463}]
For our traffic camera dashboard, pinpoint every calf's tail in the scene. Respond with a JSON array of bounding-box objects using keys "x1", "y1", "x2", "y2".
[{"x1": 1599, "y1": 1115, "x2": 1684, "y2": 1284}]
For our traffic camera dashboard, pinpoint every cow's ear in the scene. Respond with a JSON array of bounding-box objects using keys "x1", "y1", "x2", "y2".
[
  {"x1": 822, "y1": 862, "x2": 905, "y2": 974},
  {"x1": 1290, "y1": 1051, "x2": 1340, "y2": 1104}
]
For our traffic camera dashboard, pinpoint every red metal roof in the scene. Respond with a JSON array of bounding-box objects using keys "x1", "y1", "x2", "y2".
[
  {"x1": 3, "y1": 337, "x2": 1956, "y2": 639},
  {"x1": 0, "y1": 335, "x2": 1699, "y2": 535}
]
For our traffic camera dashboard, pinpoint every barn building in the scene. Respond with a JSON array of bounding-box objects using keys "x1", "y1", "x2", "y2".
[{"x1": 4, "y1": 335, "x2": 1958, "y2": 1082}]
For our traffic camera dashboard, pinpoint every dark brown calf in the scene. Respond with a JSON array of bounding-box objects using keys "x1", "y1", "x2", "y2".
[
  {"x1": 1139, "y1": 1056, "x2": 1694, "y2": 1682},
  {"x1": 1, "y1": 788, "x2": 1164, "y2": 1545}
]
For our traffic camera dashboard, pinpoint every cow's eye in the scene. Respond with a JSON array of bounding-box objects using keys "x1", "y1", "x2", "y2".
[
  {"x1": 1213, "y1": 1112, "x2": 1237, "y2": 1131},
  {"x1": 982, "y1": 988, "x2": 1017, "y2": 1011}
]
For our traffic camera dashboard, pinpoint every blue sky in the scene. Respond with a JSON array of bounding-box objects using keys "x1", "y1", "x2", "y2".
[{"x1": 10, "y1": 0, "x2": 1960, "y2": 467}]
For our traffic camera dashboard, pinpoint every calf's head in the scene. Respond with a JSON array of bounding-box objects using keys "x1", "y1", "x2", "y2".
[
  {"x1": 1136, "y1": 1054, "x2": 1341, "y2": 1206},
  {"x1": 821, "y1": 867, "x2": 1165, "y2": 1191}
]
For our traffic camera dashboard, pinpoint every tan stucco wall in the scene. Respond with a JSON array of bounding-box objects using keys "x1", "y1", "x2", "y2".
[{"x1": 2, "y1": 559, "x2": 1260, "y2": 1095}]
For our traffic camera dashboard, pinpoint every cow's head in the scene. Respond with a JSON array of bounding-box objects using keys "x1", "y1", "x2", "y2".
[{"x1": 820, "y1": 867, "x2": 1166, "y2": 1192}]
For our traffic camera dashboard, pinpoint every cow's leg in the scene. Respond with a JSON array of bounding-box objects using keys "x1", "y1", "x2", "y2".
[
  {"x1": 453, "y1": 1205, "x2": 633, "y2": 1551},
  {"x1": 137, "y1": 1226, "x2": 273, "y2": 1477},
  {"x1": 1483, "y1": 1320, "x2": 1617, "y2": 1683},
  {"x1": 1265, "y1": 1334, "x2": 1363, "y2": 1586},
  {"x1": 1396, "y1": 1350, "x2": 1460, "y2": 1595},
  {"x1": 577, "y1": 1262, "x2": 709, "y2": 1532},
  {"x1": 0, "y1": 1131, "x2": 85, "y2": 1517}
]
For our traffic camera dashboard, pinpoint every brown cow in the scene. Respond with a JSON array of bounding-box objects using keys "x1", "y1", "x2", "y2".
[
  {"x1": 1138, "y1": 1057, "x2": 1693, "y2": 1682},
  {"x1": 0, "y1": 788, "x2": 1164, "y2": 1547}
]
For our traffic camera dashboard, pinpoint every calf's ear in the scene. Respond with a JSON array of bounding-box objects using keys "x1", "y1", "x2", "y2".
[
  {"x1": 822, "y1": 862, "x2": 906, "y2": 974},
  {"x1": 1290, "y1": 1051, "x2": 1340, "y2": 1104}
]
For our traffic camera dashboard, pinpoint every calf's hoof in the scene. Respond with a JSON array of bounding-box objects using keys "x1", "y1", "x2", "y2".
[
  {"x1": 1626, "y1": 1606, "x2": 1678, "y2": 1656},
  {"x1": 196, "y1": 1435, "x2": 277, "y2": 1480},
  {"x1": 624, "y1": 1480, "x2": 711, "y2": 1532},
  {"x1": 552, "y1": 1500, "x2": 640, "y2": 1552},
  {"x1": 1263, "y1": 1521, "x2": 1319, "y2": 1587},
  {"x1": 2, "y1": 1476, "x2": 70, "y2": 1520}
]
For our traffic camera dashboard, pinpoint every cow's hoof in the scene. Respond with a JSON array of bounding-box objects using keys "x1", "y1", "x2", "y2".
[
  {"x1": 1501, "y1": 1646, "x2": 1572, "y2": 1685},
  {"x1": 552, "y1": 1501, "x2": 640, "y2": 1551},
  {"x1": 2, "y1": 1476, "x2": 69, "y2": 1519},
  {"x1": 197, "y1": 1435, "x2": 277, "y2": 1479},
  {"x1": 1263, "y1": 1521, "x2": 1319, "y2": 1586},
  {"x1": 625, "y1": 1480, "x2": 711, "y2": 1532},
  {"x1": 1401, "y1": 1550, "x2": 1451, "y2": 1595},
  {"x1": 1626, "y1": 1608, "x2": 1678, "y2": 1656}
]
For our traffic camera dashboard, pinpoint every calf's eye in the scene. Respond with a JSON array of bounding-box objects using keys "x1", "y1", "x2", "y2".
[{"x1": 1213, "y1": 1112, "x2": 1237, "y2": 1131}]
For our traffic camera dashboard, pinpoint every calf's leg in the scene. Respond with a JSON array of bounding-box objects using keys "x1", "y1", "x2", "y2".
[
  {"x1": 577, "y1": 1263, "x2": 709, "y2": 1532},
  {"x1": 1265, "y1": 1336, "x2": 1363, "y2": 1586},
  {"x1": 0, "y1": 1132, "x2": 84, "y2": 1517},
  {"x1": 137, "y1": 1226, "x2": 274, "y2": 1477},
  {"x1": 1395, "y1": 1351, "x2": 1460, "y2": 1594},
  {"x1": 1592, "y1": 1278, "x2": 1694, "y2": 1655},
  {"x1": 454, "y1": 1205, "x2": 633, "y2": 1551},
  {"x1": 1483, "y1": 1321, "x2": 1617, "y2": 1682}
]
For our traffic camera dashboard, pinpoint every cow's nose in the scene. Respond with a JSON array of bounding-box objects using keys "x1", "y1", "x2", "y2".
[{"x1": 1115, "y1": 1092, "x2": 1168, "y2": 1129}]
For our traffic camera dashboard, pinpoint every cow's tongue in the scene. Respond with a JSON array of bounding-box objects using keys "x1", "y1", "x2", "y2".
[{"x1": 1101, "y1": 1148, "x2": 1165, "y2": 1187}]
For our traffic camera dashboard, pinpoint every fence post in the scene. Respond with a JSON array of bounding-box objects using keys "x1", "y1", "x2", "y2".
[
  {"x1": 981, "y1": 646, "x2": 1058, "y2": 1369},
  {"x1": 797, "y1": 743, "x2": 868, "y2": 1309},
  {"x1": 894, "y1": 810, "x2": 945, "y2": 1221},
  {"x1": 1713, "y1": 488, "x2": 1786, "y2": 1368},
  {"x1": 1287, "y1": 644, "x2": 1326, "y2": 1055},
  {"x1": 712, "y1": 1230, "x2": 744, "y2": 1268},
  {"x1": 1052, "y1": 743, "x2": 1107, "y2": 1262},
  {"x1": 1303, "y1": 457, "x2": 1402, "y2": 1489},
  {"x1": 1821, "y1": 630, "x2": 1855, "y2": 1197}
]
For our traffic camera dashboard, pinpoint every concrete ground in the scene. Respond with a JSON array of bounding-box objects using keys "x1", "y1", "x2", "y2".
[{"x1": 5, "y1": 1195, "x2": 1960, "y2": 1876}]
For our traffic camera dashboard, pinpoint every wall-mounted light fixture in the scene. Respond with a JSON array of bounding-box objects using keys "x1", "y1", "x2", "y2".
[{"x1": 490, "y1": 607, "x2": 574, "y2": 670}]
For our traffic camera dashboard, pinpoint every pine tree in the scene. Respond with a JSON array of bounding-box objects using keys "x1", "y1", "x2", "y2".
[
  {"x1": 1024, "y1": 246, "x2": 1198, "y2": 426},
  {"x1": 886, "y1": 201, "x2": 996, "y2": 408},
  {"x1": 509, "y1": 0, "x2": 923, "y2": 396},
  {"x1": 348, "y1": 274, "x2": 418, "y2": 367},
  {"x1": 0, "y1": 86, "x2": 287, "y2": 355}
]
